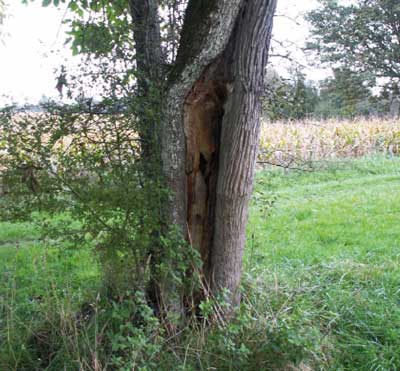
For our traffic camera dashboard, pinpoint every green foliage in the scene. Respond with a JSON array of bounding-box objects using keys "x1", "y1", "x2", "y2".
[
  {"x1": 263, "y1": 66, "x2": 387, "y2": 120},
  {"x1": 6, "y1": 0, "x2": 185, "y2": 298},
  {"x1": 0, "y1": 99, "x2": 202, "y2": 301},
  {"x1": 7, "y1": 0, "x2": 200, "y2": 345},
  {"x1": 65, "y1": 1, "x2": 133, "y2": 57},
  {"x1": 263, "y1": 68, "x2": 320, "y2": 121},
  {"x1": 315, "y1": 68, "x2": 375, "y2": 118},
  {"x1": 305, "y1": 0, "x2": 400, "y2": 118},
  {"x1": 306, "y1": 0, "x2": 400, "y2": 86},
  {"x1": 106, "y1": 292, "x2": 164, "y2": 371},
  {"x1": 24, "y1": 0, "x2": 185, "y2": 62},
  {"x1": 1, "y1": 8, "x2": 202, "y2": 368}
]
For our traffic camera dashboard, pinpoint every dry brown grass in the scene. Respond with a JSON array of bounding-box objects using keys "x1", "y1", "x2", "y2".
[{"x1": 259, "y1": 117, "x2": 400, "y2": 167}]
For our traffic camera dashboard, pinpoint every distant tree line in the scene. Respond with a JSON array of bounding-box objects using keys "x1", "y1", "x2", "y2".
[
  {"x1": 263, "y1": 67, "x2": 395, "y2": 121},
  {"x1": 265, "y1": 0, "x2": 400, "y2": 122}
]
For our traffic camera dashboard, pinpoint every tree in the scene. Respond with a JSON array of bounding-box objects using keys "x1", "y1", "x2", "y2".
[
  {"x1": 263, "y1": 68, "x2": 320, "y2": 121},
  {"x1": 315, "y1": 68, "x2": 373, "y2": 118},
  {"x1": 16, "y1": 0, "x2": 278, "y2": 316},
  {"x1": 306, "y1": 0, "x2": 400, "y2": 83},
  {"x1": 161, "y1": 0, "x2": 277, "y2": 311}
]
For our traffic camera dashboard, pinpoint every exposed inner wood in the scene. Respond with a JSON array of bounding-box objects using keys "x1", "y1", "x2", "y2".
[{"x1": 183, "y1": 70, "x2": 230, "y2": 278}]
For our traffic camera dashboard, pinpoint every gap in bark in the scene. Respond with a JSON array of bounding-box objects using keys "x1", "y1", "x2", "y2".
[{"x1": 183, "y1": 61, "x2": 232, "y2": 304}]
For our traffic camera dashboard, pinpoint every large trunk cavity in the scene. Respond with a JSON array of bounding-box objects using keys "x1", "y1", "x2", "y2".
[
  {"x1": 184, "y1": 64, "x2": 232, "y2": 284},
  {"x1": 162, "y1": 0, "x2": 277, "y2": 313}
]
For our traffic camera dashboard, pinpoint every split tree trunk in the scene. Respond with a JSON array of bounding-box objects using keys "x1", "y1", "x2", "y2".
[{"x1": 162, "y1": 0, "x2": 277, "y2": 310}]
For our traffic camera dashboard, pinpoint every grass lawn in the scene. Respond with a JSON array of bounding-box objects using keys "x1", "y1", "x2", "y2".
[
  {"x1": 0, "y1": 222, "x2": 99, "y2": 371},
  {"x1": 245, "y1": 156, "x2": 400, "y2": 370},
  {"x1": 1, "y1": 155, "x2": 400, "y2": 370}
]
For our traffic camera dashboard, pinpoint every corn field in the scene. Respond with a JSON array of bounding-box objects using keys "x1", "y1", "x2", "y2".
[
  {"x1": 2, "y1": 114, "x2": 400, "y2": 179},
  {"x1": 258, "y1": 117, "x2": 400, "y2": 169}
]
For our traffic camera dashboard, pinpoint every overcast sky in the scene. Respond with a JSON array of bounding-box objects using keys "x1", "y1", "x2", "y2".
[
  {"x1": 0, "y1": 1, "x2": 71, "y2": 104},
  {"x1": 0, "y1": 0, "x2": 323, "y2": 105}
]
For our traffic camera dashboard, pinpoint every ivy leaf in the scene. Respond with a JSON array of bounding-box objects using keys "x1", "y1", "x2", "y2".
[{"x1": 42, "y1": 0, "x2": 52, "y2": 6}]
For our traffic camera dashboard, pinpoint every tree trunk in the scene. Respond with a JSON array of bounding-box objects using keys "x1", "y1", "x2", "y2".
[
  {"x1": 129, "y1": 0, "x2": 164, "y2": 166},
  {"x1": 129, "y1": 0, "x2": 172, "y2": 316},
  {"x1": 210, "y1": 0, "x2": 277, "y2": 306},
  {"x1": 162, "y1": 0, "x2": 277, "y2": 311},
  {"x1": 129, "y1": 0, "x2": 163, "y2": 84}
]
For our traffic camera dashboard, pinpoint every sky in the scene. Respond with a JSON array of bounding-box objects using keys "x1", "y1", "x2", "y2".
[
  {"x1": 0, "y1": 1, "x2": 72, "y2": 104},
  {"x1": 0, "y1": 0, "x2": 324, "y2": 105},
  {"x1": 271, "y1": 0, "x2": 329, "y2": 80}
]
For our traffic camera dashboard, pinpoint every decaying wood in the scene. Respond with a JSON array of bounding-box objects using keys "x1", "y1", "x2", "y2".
[
  {"x1": 184, "y1": 74, "x2": 231, "y2": 276},
  {"x1": 161, "y1": 0, "x2": 277, "y2": 312},
  {"x1": 162, "y1": 0, "x2": 243, "y2": 228}
]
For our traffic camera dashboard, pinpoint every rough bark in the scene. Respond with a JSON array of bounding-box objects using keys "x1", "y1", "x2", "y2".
[
  {"x1": 129, "y1": 0, "x2": 163, "y2": 83},
  {"x1": 162, "y1": 0, "x2": 243, "y2": 232},
  {"x1": 210, "y1": 0, "x2": 277, "y2": 305},
  {"x1": 129, "y1": 0, "x2": 164, "y2": 166},
  {"x1": 162, "y1": 0, "x2": 277, "y2": 310},
  {"x1": 159, "y1": 0, "x2": 243, "y2": 316}
]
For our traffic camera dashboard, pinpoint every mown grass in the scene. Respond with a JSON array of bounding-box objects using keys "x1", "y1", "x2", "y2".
[
  {"x1": 1, "y1": 155, "x2": 400, "y2": 370},
  {"x1": 246, "y1": 155, "x2": 400, "y2": 370}
]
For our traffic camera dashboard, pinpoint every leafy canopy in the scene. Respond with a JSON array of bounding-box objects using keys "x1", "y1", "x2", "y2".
[{"x1": 306, "y1": 0, "x2": 400, "y2": 81}]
